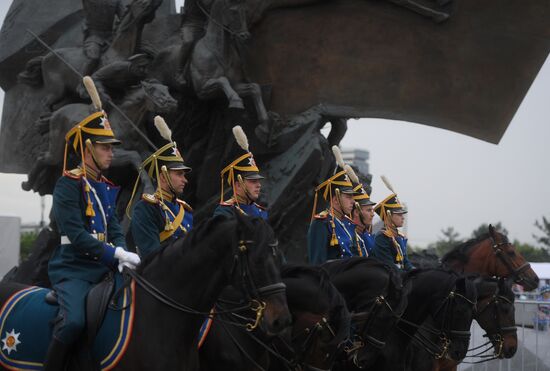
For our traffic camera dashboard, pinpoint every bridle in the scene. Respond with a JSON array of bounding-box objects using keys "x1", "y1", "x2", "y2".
[
  {"x1": 121, "y1": 237, "x2": 286, "y2": 331},
  {"x1": 490, "y1": 235, "x2": 532, "y2": 285},
  {"x1": 343, "y1": 290, "x2": 407, "y2": 367},
  {"x1": 463, "y1": 281, "x2": 517, "y2": 363},
  {"x1": 196, "y1": 0, "x2": 248, "y2": 38},
  {"x1": 289, "y1": 315, "x2": 341, "y2": 370},
  {"x1": 399, "y1": 280, "x2": 477, "y2": 360}
]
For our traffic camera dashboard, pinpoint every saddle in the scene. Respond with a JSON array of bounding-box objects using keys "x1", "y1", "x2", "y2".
[{"x1": 45, "y1": 272, "x2": 116, "y2": 345}]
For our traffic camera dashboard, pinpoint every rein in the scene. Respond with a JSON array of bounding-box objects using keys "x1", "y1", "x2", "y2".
[
  {"x1": 196, "y1": 0, "x2": 247, "y2": 37},
  {"x1": 490, "y1": 237, "x2": 532, "y2": 285},
  {"x1": 462, "y1": 287, "x2": 517, "y2": 364},
  {"x1": 119, "y1": 238, "x2": 286, "y2": 331},
  {"x1": 397, "y1": 286, "x2": 476, "y2": 360}
]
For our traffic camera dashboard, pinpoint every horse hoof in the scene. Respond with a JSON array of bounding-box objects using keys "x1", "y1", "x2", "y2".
[
  {"x1": 21, "y1": 181, "x2": 32, "y2": 191},
  {"x1": 433, "y1": 12, "x2": 449, "y2": 23},
  {"x1": 174, "y1": 73, "x2": 187, "y2": 87},
  {"x1": 228, "y1": 99, "x2": 244, "y2": 110}
]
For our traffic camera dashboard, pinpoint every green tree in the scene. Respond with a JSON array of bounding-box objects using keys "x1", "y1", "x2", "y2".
[
  {"x1": 533, "y1": 216, "x2": 550, "y2": 249},
  {"x1": 471, "y1": 222, "x2": 508, "y2": 239},
  {"x1": 428, "y1": 227, "x2": 463, "y2": 257},
  {"x1": 20, "y1": 231, "x2": 38, "y2": 262},
  {"x1": 513, "y1": 239, "x2": 550, "y2": 262}
]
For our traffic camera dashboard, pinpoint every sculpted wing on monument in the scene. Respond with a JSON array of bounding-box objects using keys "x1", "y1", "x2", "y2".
[{"x1": 245, "y1": 0, "x2": 550, "y2": 144}]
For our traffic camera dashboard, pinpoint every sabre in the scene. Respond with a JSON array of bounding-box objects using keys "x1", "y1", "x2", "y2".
[{"x1": 26, "y1": 28, "x2": 158, "y2": 150}]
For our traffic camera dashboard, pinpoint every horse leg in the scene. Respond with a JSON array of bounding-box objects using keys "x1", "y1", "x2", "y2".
[
  {"x1": 21, "y1": 112, "x2": 67, "y2": 192},
  {"x1": 387, "y1": 0, "x2": 450, "y2": 22},
  {"x1": 112, "y1": 149, "x2": 153, "y2": 193},
  {"x1": 326, "y1": 118, "x2": 348, "y2": 147},
  {"x1": 233, "y1": 83, "x2": 269, "y2": 124},
  {"x1": 198, "y1": 77, "x2": 244, "y2": 109}
]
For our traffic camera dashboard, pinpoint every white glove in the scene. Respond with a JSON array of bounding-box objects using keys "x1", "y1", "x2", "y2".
[{"x1": 114, "y1": 247, "x2": 141, "y2": 272}]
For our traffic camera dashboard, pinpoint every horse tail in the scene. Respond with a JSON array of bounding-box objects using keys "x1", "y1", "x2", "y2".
[{"x1": 17, "y1": 56, "x2": 44, "y2": 87}]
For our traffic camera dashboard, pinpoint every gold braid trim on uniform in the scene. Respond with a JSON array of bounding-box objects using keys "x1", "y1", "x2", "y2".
[{"x1": 159, "y1": 202, "x2": 186, "y2": 242}]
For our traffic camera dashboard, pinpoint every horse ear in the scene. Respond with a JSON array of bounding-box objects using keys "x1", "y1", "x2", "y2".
[{"x1": 488, "y1": 224, "x2": 496, "y2": 238}]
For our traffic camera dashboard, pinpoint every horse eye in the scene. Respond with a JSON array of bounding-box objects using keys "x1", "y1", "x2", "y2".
[{"x1": 507, "y1": 251, "x2": 516, "y2": 257}]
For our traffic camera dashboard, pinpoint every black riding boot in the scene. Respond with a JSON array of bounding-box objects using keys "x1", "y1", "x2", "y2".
[{"x1": 43, "y1": 337, "x2": 69, "y2": 371}]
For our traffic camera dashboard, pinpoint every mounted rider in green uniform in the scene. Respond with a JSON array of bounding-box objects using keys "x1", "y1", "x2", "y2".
[
  {"x1": 213, "y1": 125, "x2": 268, "y2": 220},
  {"x1": 345, "y1": 164, "x2": 377, "y2": 256},
  {"x1": 128, "y1": 116, "x2": 193, "y2": 259},
  {"x1": 372, "y1": 176, "x2": 414, "y2": 271},
  {"x1": 307, "y1": 146, "x2": 367, "y2": 264},
  {"x1": 44, "y1": 77, "x2": 141, "y2": 370}
]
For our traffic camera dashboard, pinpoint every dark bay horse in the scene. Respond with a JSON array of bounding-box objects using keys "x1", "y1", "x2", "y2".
[
  {"x1": 407, "y1": 277, "x2": 518, "y2": 371},
  {"x1": 0, "y1": 214, "x2": 291, "y2": 370},
  {"x1": 323, "y1": 257, "x2": 410, "y2": 370},
  {"x1": 441, "y1": 225, "x2": 539, "y2": 290},
  {"x1": 199, "y1": 264, "x2": 350, "y2": 371},
  {"x1": 372, "y1": 269, "x2": 477, "y2": 371}
]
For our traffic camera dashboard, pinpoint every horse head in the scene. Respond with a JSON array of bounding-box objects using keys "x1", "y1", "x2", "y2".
[
  {"x1": 429, "y1": 274, "x2": 477, "y2": 362},
  {"x1": 230, "y1": 212, "x2": 291, "y2": 334},
  {"x1": 442, "y1": 225, "x2": 539, "y2": 291},
  {"x1": 475, "y1": 277, "x2": 517, "y2": 359},
  {"x1": 487, "y1": 225, "x2": 539, "y2": 290},
  {"x1": 141, "y1": 79, "x2": 178, "y2": 114},
  {"x1": 350, "y1": 265, "x2": 411, "y2": 369},
  {"x1": 282, "y1": 266, "x2": 351, "y2": 370},
  {"x1": 213, "y1": 0, "x2": 250, "y2": 41}
]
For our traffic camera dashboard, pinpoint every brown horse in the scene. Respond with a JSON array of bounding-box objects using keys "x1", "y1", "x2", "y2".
[
  {"x1": 420, "y1": 225, "x2": 534, "y2": 371},
  {"x1": 441, "y1": 225, "x2": 539, "y2": 290}
]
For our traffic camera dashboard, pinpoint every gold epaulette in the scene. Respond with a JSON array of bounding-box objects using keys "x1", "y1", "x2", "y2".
[
  {"x1": 313, "y1": 210, "x2": 329, "y2": 220},
  {"x1": 141, "y1": 193, "x2": 159, "y2": 204},
  {"x1": 220, "y1": 199, "x2": 236, "y2": 206},
  {"x1": 64, "y1": 168, "x2": 84, "y2": 179},
  {"x1": 177, "y1": 199, "x2": 193, "y2": 211},
  {"x1": 382, "y1": 228, "x2": 397, "y2": 239}
]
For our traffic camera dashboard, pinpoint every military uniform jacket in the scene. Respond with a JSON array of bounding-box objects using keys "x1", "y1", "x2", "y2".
[
  {"x1": 307, "y1": 211, "x2": 367, "y2": 265},
  {"x1": 131, "y1": 194, "x2": 193, "y2": 259},
  {"x1": 213, "y1": 199, "x2": 268, "y2": 220},
  {"x1": 48, "y1": 170, "x2": 125, "y2": 284},
  {"x1": 373, "y1": 229, "x2": 413, "y2": 271},
  {"x1": 358, "y1": 230, "x2": 375, "y2": 257}
]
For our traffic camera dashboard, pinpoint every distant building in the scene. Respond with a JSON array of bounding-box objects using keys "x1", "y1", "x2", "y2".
[{"x1": 341, "y1": 148, "x2": 370, "y2": 177}]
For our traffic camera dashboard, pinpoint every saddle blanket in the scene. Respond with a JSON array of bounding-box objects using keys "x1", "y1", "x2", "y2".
[{"x1": 0, "y1": 277, "x2": 135, "y2": 370}]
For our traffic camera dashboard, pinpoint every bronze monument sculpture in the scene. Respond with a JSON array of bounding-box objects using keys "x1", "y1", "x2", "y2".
[{"x1": 0, "y1": 0, "x2": 548, "y2": 273}]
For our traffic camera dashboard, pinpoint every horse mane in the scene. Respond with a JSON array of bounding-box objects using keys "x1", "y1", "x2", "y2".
[
  {"x1": 282, "y1": 264, "x2": 334, "y2": 301},
  {"x1": 441, "y1": 233, "x2": 491, "y2": 265},
  {"x1": 322, "y1": 256, "x2": 390, "y2": 275},
  {"x1": 282, "y1": 264, "x2": 350, "y2": 348},
  {"x1": 138, "y1": 215, "x2": 230, "y2": 272}
]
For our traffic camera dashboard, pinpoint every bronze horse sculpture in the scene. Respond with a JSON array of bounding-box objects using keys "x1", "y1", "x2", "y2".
[
  {"x1": 22, "y1": 79, "x2": 177, "y2": 195},
  {"x1": 17, "y1": 0, "x2": 161, "y2": 112}
]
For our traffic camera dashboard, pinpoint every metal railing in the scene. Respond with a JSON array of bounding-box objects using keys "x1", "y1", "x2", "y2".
[{"x1": 458, "y1": 300, "x2": 550, "y2": 371}]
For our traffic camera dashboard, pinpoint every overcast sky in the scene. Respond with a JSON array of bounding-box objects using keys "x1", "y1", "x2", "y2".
[{"x1": 0, "y1": 2, "x2": 548, "y2": 246}]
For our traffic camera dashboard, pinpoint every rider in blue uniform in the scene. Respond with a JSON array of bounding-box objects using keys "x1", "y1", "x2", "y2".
[
  {"x1": 372, "y1": 179, "x2": 414, "y2": 271},
  {"x1": 345, "y1": 165, "x2": 376, "y2": 256},
  {"x1": 128, "y1": 116, "x2": 193, "y2": 259},
  {"x1": 44, "y1": 78, "x2": 141, "y2": 370},
  {"x1": 213, "y1": 126, "x2": 268, "y2": 220},
  {"x1": 307, "y1": 146, "x2": 367, "y2": 265}
]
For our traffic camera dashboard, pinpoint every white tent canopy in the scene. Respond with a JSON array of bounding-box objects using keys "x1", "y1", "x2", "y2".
[{"x1": 530, "y1": 262, "x2": 550, "y2": 286}]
